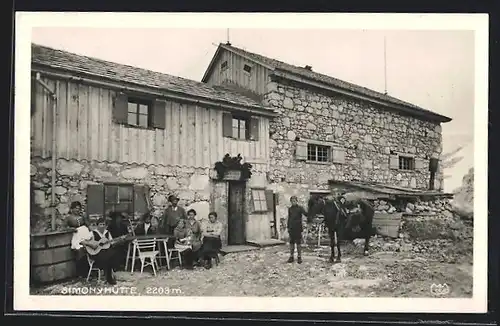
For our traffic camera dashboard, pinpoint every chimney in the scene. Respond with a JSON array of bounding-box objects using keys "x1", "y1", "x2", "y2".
[{"x1": 304, "y1": 65, "x2": 313, "y2": 71}]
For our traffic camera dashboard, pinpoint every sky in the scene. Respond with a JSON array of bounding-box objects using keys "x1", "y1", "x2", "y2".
[{"x1": 31, "y1": 28, "x2": 475, "y2": 192}]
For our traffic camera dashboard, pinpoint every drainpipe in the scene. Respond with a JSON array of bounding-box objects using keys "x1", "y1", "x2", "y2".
[{"x1": 35, "y1": 73, "x2": 58, "y2": 231}]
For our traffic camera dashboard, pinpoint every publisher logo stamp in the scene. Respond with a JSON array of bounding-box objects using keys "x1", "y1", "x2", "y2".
[{"x1": 430, "y1": 283, "x2": 450, "y2": 296}]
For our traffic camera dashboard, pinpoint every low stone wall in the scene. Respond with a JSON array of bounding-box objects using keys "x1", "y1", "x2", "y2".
[{"x1": 30, "y1": 157, "x2": 212, "y2": 233}]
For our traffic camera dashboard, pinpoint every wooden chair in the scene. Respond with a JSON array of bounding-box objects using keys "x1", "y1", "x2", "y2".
[
  {"x1": 134, "y1": 238, "x2": 160, "y2": 276},
  {"x1": 168, "y1": 243, "x2": 191, "y2": 268}
]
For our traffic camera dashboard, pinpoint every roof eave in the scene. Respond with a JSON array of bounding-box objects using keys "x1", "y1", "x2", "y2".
[
  {"x1": 217, "y1": 44, "x2": 276, "y2": 70},
  {"x1": 201, "y1": 45, "x2": 222, "y2": 83},
  {"x1": 32, "y1": 63, "x2": 277, "y2": 118},
  {"x1": 271, "y1": 69, "x2": 452, "y2": 124}
]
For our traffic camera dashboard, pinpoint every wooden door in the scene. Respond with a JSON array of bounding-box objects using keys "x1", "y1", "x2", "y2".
[{"x1": 228, "y1": 181, "x2": 246, "y2": 245}]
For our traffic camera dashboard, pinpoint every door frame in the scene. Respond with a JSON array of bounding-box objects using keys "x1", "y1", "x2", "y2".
[{"x1": 227, "y1": 180, "x2": 246, "y2": 245}]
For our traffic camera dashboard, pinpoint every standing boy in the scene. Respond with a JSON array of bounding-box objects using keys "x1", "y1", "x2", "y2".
[{"x1": 287, "y1": 196, "x2": 308, "y2": 264}]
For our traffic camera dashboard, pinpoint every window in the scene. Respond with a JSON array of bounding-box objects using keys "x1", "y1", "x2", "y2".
[
  {"x1": 127, "y1": 98, "x2": 151, "y2": 128},
  {"x1": 243, "y1": 64, "x2": 252, "y2": 74},
  {"x1": 104, "y1": 184, "x2": 134, "y2": 217},
  {"x1": 307, "y1": 144, "x2": 330, "y2": 162},
  {"x1": 223, "y1": 113, "x2": 259, "y2": 141},
  {"x1": 221, "y1": 61, "x2": 228, "y2": 70},
  {"x1": 399, "y1": 156, "x2": 415, "y2": 170},
  {"x1": 252, "y1": 189, "x2": 268, "y2": 212},
  {"x1": 232, "y1": 116, "x2": 248, "y2": 140}
]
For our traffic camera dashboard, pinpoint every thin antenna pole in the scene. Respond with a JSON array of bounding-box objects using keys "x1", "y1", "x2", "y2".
[{"x1": 383, "y1": 35, "x2": 388, "y2": 95}]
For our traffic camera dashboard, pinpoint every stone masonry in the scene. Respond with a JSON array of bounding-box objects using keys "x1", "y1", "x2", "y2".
[
  {"x1": 30, "y1": 157, "x2": 213, "y2": 233},
  {"x1": 263, "y1": 79, "x2": 445, "y2": 239}
]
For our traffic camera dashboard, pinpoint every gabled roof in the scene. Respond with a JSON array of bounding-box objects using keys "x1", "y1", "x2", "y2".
[
  {"x1": 31, "y1": 43, "x2": 275, "y2": 116},
  {"x1": 202, "y1": 43, "x2": 452, "y2": 123}
]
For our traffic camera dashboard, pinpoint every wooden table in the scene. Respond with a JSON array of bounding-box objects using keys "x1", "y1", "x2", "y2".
[{"x1": 124, "y1": 234, "x2": 171, "y2": 273}]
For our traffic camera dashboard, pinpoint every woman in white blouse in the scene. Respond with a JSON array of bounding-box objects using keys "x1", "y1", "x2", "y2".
[{"x1": 200, "y1": 212, "x2": 223, "y2": 269}]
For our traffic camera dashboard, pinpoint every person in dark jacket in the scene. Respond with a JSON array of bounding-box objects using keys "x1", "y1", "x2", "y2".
[
  {"x1": 107, "y1": 211, "x2": 131, "y2": 270},
  {"x1": 287, "y1": 196, "x2": 308, "y2": 264},
  {"x1": 108, "y1": 212, "x2": 130, "y2": 238},
  {"x1": 161, "y1": 195, "x2": 187, "y2": 235},
  {"x1": 134, "y1": 211, "x2": 158, "y2": 236}
]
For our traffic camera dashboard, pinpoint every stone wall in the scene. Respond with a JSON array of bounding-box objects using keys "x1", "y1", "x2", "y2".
[
  {"x1": 30, "y1": 157, "x2": 212, "y2": 234},
  {"x1": 263, "y1": 79, "x2": 445, "y2": 238}
]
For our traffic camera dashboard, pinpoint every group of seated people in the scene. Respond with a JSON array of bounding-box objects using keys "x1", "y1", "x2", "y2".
[{"x1": 68, "y1": 194, "x2": 224, "y2": 285}]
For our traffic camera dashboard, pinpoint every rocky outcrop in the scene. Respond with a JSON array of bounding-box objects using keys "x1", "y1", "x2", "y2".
[{"x1": 450, "y1": 167, "x2": 474, "y2": 220}]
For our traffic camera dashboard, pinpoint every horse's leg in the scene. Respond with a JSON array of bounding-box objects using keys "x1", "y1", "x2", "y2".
[
  {"x1": 328, "y1": 228, "x2": 335, "y2": 263},
  {"x1": 363, "y1": 231, "x2": 370, "y2": 256},
  {"x1": 335, "y1": 229, "x2": 342, "y2": 263}
]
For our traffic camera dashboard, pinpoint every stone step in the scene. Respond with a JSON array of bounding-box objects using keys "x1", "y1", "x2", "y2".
[
  {"x1": 246, "y1": 239, "x2": 286, "y2": 248},
  {"x1": 220, "y1": 245, "x2": 259, "y2": 255}
]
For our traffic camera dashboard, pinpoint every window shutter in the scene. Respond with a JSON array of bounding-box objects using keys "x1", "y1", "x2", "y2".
[
  {"x1": 265, "y1": 190, "x2": 274, "y2": 212},
  {"x1": 31, "y1": 77, "x2": 37, "y2": 117},
  {"x1": 249, "y1": 117, "x2": 260, "y2": 141},
  {"x1": 113, "y1": 93, "x2": 128, "y2": 125},
  {"x1": 389, "y1": 154, "x2": 399, "y2": 169},
  {"x1": 222, "y1": 112, "x2": 233, "y2": 138},
  {"x1": 332, "y1": 147, "x2": 346, "y2": 164},
  {"x1": 151, "y1": 99, "x2": 166, "y2": 129},
  {"x1": 133, "y1": 184, "x2": 151, "y2": 219},
  {"x1": 295, "y1": 141, "x2": 307, "y2": 161},
  {"x1": 429, "y1": 158, "x2": 439, "y2": 172},
  {"x1": 414, "y1": 158, "x2": 425, "y2": 170},
  {"x1": 86, "y1": 184, "x2": 104, "y2": 219}
]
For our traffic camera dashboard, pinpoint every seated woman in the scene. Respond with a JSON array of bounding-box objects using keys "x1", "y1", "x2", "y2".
[
  {"x1": 173, "y1": 209, "x2": 202, "y2": 269},
  {"x1": 80, "y1": 217, "x2": 122, "y2": 285},
  {"x1": 200, "y1": 211, "x2": 223, "y2": 269}
]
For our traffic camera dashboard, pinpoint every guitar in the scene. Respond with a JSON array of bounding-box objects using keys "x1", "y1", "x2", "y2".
[{"x1": 84, "y1": 234, "x2": 131, "y2": 256}]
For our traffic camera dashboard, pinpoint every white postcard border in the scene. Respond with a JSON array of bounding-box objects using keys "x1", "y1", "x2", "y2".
[{"x1": 14, "y1": 12, "x2": 489, "y2": 313}]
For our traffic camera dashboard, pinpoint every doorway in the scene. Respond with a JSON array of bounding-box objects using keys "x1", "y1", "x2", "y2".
[{"x1": 228, "y1": 181, "x2": 246, "y2": 245}]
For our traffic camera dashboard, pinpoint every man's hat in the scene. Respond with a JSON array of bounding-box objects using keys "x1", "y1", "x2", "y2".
[{"x1": 168, "y1": 194, "x2": 179, "y2": 202}]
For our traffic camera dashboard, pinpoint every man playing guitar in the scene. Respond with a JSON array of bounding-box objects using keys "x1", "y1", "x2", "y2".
[{"x1": 81, "y1": 217, "x2": 128, "y2": 285}]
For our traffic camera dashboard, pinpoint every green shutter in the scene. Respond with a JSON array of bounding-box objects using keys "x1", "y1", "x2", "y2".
[
  {"x1": 295, "y1": 141, "x2": 307, "y2": 161},
  {"x1": 31, "y1": 77, "x2": 37, "y2": 117},
  {"x1": 151, "y1": 99, "x2": 166, "y2": 129},
  {"x1": 113, "y1": 92, "x2": 128, "y2": 125},
  {"x1": 86, "y1": 184, "x2": 104, "y2": 220},
  {"x1": 133, "y1": 184, "x2": 151, "y2": 220},
  {"x1": 222, "y1": 112, "x2": 233, "y2": 138},
  {"x1": 249, "y1": 117, "x2": 260, "y2": 141},
  {"x1": 389, "y1": 154, "x2": 399, "y2": 169},
  {"x1": 265, "y1": 190, "x2": 274, "y2": 212},
  {"x1": 332, "y1": 147, "x2": 346, "y2": 164}
]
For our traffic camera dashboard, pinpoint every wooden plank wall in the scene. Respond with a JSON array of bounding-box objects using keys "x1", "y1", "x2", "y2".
[
  {"x1": 204, "y1": 50, "x2": 271, "y2": 95},
  {"x1": 31, "y1": 75, "x2": 270, "y2": 172}
]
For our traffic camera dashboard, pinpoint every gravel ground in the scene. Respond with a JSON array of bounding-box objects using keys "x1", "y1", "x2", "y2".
[{"x1": 31, "y1": 242, "x2": 472, "y2": 297}]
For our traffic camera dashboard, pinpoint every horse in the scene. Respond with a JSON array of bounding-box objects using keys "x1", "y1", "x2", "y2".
[{"x1": 308, "y1": 195, "x2": 376, "y2": 263}]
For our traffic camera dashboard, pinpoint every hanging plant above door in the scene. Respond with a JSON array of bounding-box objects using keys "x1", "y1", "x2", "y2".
[{"x1": 213, "y1": 154, "x2": 253, "y2": 181}]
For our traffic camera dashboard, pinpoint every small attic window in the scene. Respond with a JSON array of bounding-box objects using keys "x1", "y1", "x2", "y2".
[
  {"x1": 221, "y1": 61, "x2": 228, "y2": 70},
  {"x1": 243, "y1": 64, "x2": 252, "y2": 74}
]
